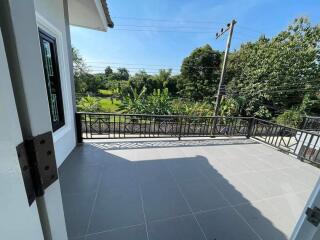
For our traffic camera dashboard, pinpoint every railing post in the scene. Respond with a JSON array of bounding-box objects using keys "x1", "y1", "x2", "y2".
[
  {"x1": 75, "y1": 112, "x2": 83, "y2": 143},
  {"x1": 178, "y1": 116, "x2": 183, "y2": 140},
  {"x1": 246, "y1": 117, "x2": 254, "y2": 139}
]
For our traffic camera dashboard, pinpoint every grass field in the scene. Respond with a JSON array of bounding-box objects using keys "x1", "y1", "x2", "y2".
[{"x1": 99, "y1": 98, "x2": 121, "y2": 112}]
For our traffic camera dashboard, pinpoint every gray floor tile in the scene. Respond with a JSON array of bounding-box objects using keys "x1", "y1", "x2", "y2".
[
  {"x1": 100, "y1": 163, "x2": 138, "y2": 193},
  {"x1": 135, "y1": 160, "x2": 174, "y2": 185},
  {"x1": 211, "y1": 176, "x2": 260, "y2": 205},
  {"x1": 165, "y1": 158, "x2": 206, "y2": 183},
  {"x1": 141, "y1": 182, "x2": 191, "y2": 221},
  {"x1": 88, "y1": 187, "x2": 144, "y2": 234},
  {"x1": 196, "y1": 207, "x2": 260, "y2": 240},
  {"x1": 237, "y1": 172, "x2": 285, "y2": 199},
  {"x1": 235, "y1": 202, "x2": 288, "y2": 240},
  {"x1": 60, "y1": 164, "x2": 102, "y2": 196},
  {"x1": 62, "y1": 192, "x2": 95, "y2": 239},
  {"x1": 86, "y1": 225, "x2": 148, "y2": 240},
  {"x1": 148, "y1": 215, "x2": 206, "y2": 240},
  {"x1": 179, "y1": 179, "x2": 229, "y2": 212}
]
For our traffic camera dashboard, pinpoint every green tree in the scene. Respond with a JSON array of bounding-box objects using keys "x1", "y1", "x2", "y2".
[
  {"x1": 72, "y1": 47, "x2": 88, "y2": 93},
  {"x1": 227, "y1": 17, "x2": 320, "y2": 118},
  {"x1": 104, "y1": 66, "x2": 113, "y2": 78},
  {"x1": 179, "y1": 44, "x2": 221, "y2": 101}
]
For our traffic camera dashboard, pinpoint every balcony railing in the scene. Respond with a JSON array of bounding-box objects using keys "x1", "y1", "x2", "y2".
[
  {"x1": 301, "y1": 116, "x2": 320, "y2": 132},
  {"x1": 75, "y1": 112, "x2": 252, "y2": 140},
  {"x1": 252, "y1": 118, "x2": 320, "y2": 165},
  {"x1": 75, "y1": 112, "x2": 320, "y2": 166}
]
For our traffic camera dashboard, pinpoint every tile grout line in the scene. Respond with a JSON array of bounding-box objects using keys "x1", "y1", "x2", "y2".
[
  {"x1": 163, "y1": 162, "x2": 209, "y2": 240},
  {"x1": 139, "y1": 185, "x2": 150, "y2": 240},
  {"x1": 136, "y1": 163, "x2": 150, "y2": 240},
  {"x1": 198, "y1": 167, "x2": 264, "y2": 240},
  {"x1": 85, "y1": 223, "x2": 145, "y2": 238},
  {"x1": 84, "y1": 165, "x2": 105, "y2": 240}
]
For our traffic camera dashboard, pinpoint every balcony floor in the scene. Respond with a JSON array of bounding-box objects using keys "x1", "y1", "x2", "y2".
[{"x1": 59, "y1": 138, "x2": 320, "y2": 240}]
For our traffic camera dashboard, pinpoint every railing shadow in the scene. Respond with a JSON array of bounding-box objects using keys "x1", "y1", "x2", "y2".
[{"x1": 86, "y1": 138, "x2": 258, "y2": 151}]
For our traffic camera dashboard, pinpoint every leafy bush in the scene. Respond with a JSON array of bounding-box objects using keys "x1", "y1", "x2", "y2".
[
  {"x1": 77, "y1": 96, "x2": 101, "y2": 112},
  {"x1": 172, "y1": 100, "x2": 213, "y2": 116},
  {"x1": 276, "y1": 108, "x2": 303, "y2": 128},
  {"x1": 118, "y1": 87, "x2": 147, "y2": 113},
  {"x1": 144, "y1": 89, "x2": 173, "y2": 115}
]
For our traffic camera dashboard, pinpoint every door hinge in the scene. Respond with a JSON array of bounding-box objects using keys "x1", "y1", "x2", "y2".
[
  {"x1": 16, "y1": 131, "x2": 58, "y2": 206},
  {"x1": 306, "y1": 206, "x2": 320, "y2": 227}
]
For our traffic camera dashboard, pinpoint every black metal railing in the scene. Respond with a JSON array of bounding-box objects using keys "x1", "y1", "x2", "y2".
[
  {"x1": 301, "y1": 116, "x2": 320, "y2": 132},
  {"x1": 75, "y1": 112, "x2": 320, "y2": 165},
  {"x1": 76, "y1": 112, "x2": 252, "y2": 140},
  {"x1": 252, "y1": 118, "x2": 320, "y2": 165}
]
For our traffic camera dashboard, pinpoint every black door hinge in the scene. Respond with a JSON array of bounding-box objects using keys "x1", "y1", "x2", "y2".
[
  {"x1": 306, "y1": 206, "x2": 320, "y2": 227},
  {"x1": 16, "y1": 131, "x2": 58, "y2": 206}
]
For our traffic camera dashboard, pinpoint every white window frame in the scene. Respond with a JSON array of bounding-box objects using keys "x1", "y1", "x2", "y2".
[{"x1": 35, "y1": 12, "x2": 73, "y2": 143}]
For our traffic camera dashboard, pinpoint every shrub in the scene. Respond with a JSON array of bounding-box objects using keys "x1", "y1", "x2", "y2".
[
  {"x1": 77, "y1": 96, "x2": 101, "y2": 112},
  {"x1": 276, "y1": 108, "x2": 303, "y2": 128}
]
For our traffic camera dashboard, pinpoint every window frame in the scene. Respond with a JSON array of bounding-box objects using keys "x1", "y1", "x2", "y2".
[{"x1": 39, "y1": 29, "x2": 65, "y2": 132}]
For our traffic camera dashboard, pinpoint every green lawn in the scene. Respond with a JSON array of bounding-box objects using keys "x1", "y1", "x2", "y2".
[
  {"x1": 99, "y1": 98, "x2": 121, "y2": 112},
  {"x1": 98, "y1": 89, "x2": 113, "y2": 96}
]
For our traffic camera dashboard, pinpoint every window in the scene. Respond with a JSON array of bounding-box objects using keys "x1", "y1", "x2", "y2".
[{"x1": 39, "y1": 29, "x2": 65, "y2": 131}]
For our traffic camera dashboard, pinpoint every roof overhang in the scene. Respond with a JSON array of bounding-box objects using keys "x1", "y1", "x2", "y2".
[{"x1": 68, "y1": 0, "x2": 114, "y2": 32}]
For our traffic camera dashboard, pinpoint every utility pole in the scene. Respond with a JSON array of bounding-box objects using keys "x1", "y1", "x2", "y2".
[{"x1": 213, "y1": 19, "x2": 236, "y2": 116}]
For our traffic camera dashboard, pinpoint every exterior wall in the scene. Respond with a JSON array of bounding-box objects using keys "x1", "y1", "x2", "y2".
[{"x1": 34, "y1": 0, "x2": 76, "y2": 167}]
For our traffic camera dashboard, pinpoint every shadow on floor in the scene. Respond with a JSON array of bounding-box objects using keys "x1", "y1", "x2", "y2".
[
  {"x1": 59, "y1": 142, "x2": 288, "y2": 240},
  {"x1": 87, "y1": 137, "x2": 258, "y2": 151}
]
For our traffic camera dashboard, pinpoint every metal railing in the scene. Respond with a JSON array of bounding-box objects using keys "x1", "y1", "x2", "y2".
[
  {"x1": 76, "y1": 112, "x2": 252, "y2": 140},
  {"x1": 301, "y1": 116, "x2": 320, "y2": 132},
  {"x1": 252, "y1": 118, "x2": 320, "y2": 165},
  {"x1": 75, "y1": 112, "x2": 320, "y2": 165}
]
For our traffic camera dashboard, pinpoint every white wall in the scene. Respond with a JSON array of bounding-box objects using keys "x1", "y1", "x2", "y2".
[{"x1": 34, "y1": 0, "x2": 76, "y2": 167}]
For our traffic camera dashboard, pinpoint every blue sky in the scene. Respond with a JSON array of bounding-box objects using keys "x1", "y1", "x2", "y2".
[{"x1": 70, "y1": 0, "x2": 320, "y2": 75}]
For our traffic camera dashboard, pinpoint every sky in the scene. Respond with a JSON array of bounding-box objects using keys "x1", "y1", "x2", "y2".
[{"x1": 70, "y1": 0, "x2": 320, "y2": 75}]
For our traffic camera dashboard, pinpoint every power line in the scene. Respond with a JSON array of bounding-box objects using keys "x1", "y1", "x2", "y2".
[
  {"x1": 113, "y1": 16, "x2": 225, "y2": 25},
  {"x1": 113, "y1": 28, "x2": 217, "y2": 34},
  {"x1": 86, "y1": 62, "x2": 220, "y2": 69},
  {"x1": 228, "y1": 87, "x2": 320, "y2": 95},
  {"x1": 113, "y1": 16, "x2": 264, "y2": 34}
]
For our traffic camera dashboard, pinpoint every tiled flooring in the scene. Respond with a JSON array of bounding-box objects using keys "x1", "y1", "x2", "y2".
[{"x1": 59, "y1": 138, "x2": 319, "y2": 240}]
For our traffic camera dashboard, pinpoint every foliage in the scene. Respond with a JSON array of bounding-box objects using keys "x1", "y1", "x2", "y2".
[
  {"x1": 276, "y1": 108, "x2": 303, "y2": 128},
  {"x1": 226, "y1": 17, "x2": 320, "y2": 118},
  {"x1": 119, "y1": 87, "x2": 174, "y2": 115},
  {"x1": 144, "y1": 89, "x2": 173, "y2": 115},
  {"x1": 77, "y1": 96, "x2": 101, "y2": 112},
  {"x1": 106, "y1": 67, "x2": 130, "y2": 81},
  {"x1": 118, "y1": 86, "x2": 147, "y2": 113},
  {"x1": 220, "y1": 97, "x2": 240, "y2": 117},
  {"x1": 172, "y1": 100, "x2": 213, "y2": 116},
  {"x1": 179, "y1": 44, "x2": 221, "y2": 101}
]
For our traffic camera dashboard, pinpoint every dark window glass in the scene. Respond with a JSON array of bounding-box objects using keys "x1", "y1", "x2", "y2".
[{"x1": 39, "y1": 29, "x2": 65, "y2": 131}]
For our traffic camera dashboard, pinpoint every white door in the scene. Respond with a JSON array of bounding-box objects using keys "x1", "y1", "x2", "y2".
[
  {"x1": 291, "y1": 177, "x2": 320, "y2": 240},
  {"x1": 0, "y1": 28, "x2": 44, "y2": 240}
]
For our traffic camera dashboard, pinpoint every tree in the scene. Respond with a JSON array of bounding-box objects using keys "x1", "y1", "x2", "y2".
[
  {"x1": 117, "y1": 68, "x2": 129, "y2": 81},
  {"x1": 179, "y1": 44, "x2": 222, "y2": 102},
  {"x1": 107, "y1": 67, "x2": 130, "y2": 81},
  {"x1": 226, "y1": 17, "x2": 320, "y2": 118},
  {"x1": 104, "y1": 66, "x2": 113, "y2": 78},
  {"x1": 72, "y1": 47, "x2": 89, "y2": 93}
]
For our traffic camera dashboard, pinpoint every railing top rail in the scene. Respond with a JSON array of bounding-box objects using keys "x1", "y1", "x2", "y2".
[
  {"x1": 76, "y1": 112, "x2": 253, "y2": 119},
  {"x1": 304, "y1": 116, "x2": 320, "y2": 119},
  {"x1": 254, "y1": 118, "x2": 320, "y2": 137}
]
